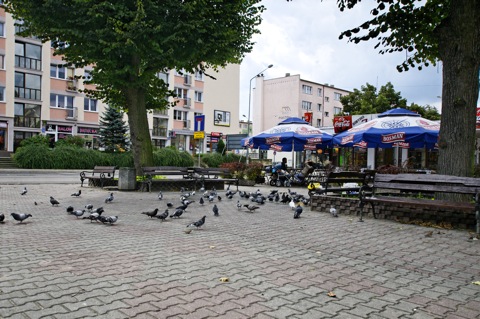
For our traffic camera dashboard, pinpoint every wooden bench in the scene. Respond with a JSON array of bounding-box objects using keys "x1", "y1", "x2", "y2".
[
  {"x1": 193, "y1": 167, "x2": 239, "y2": 190},
  {"x1": 141, "y1": 166, "x2": 194, "y2": 192},
  {"x1": 310, "y1": 171, "x2": 370, "y2": 196},
  {"x1": 80, "y1": 166, "x2": 116, "y2": 188},
  {"x1": 358, "y1": 173, "x2": 480, "y2": 233}
]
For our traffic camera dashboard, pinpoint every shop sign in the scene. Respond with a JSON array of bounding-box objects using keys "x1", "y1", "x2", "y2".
[
  {"x1": 211, "y1": 132, "x2": 222, "y2": 137},
  {"x1": 57, "y1": 125, "x2": 73, "y2": 133},
  {"x1": 78, "y1": 127, "x2": 99, "y2": 134}
]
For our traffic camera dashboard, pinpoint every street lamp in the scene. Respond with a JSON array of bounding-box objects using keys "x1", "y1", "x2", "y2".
[{"x1": 246, "y1": 64, "x2": 273, "y2": 163}]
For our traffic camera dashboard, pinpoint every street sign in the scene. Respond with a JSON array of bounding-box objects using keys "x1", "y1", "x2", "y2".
[
  {"x1": 211, "y1": 132, "x2": 222, "y2": 137},
  {"x1": 194, "y1": 115, "x2": 205, "y2": 132},
  {"x1": 194, "y1": 131, "x2": 205, "y2": 139}
]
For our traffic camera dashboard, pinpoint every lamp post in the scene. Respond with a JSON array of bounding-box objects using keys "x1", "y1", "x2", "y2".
[{"x1": 246, "y1": 64, "x2": 273, "y2": 164}]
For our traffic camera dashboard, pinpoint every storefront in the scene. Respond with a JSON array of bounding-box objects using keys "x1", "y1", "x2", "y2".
[
  {"x1": 45, "y1": 124, "x2": 73, "y2": 141},
  {"x1": 0, "y1": 122, "x2": 7, "y2": 151},
  {"x1": 77, "y1": 126, "x2": 100, "y2": 149}
]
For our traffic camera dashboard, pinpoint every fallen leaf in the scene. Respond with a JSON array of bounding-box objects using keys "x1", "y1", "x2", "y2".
[
  {"x1": 219, "y1": 277, "x2": 229, "y2": 282},
  {"x1": 472, "y1": 281, "x2": 480, "y2": 285},
  {"x1": 327, "y1": 291, "x2": 336, "y2": 297},
  {"x1": 209, "y1": 245, "x2": 216, "y2": 249}
]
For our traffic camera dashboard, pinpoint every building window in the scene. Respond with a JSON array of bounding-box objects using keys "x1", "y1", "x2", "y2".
[
  {"x1": 195, "y1": 71, "x2": 204, "y2": 81},
  {"x1": 0, "y1": 55, "x2": 5, "y2": 69},
  {"x1": 316, "y1": 119, "x2": 322, "y2": 127},
  {"x1": 50, "y1": 93, "x2": 73, "y2": 109},
  {"x1": 317, "y1": 103, "x2": 322, "y2": 112},
  {"x1": 157, "y1": 71, "x2": 169, "y2": 84},
  {"x1": 317, "y1": 88, "x2": 323, "y2": 96},
  {"x1": 50, "y1": 64, "x2": 67, "y2": 79},
  {"x1": 84, "y1": 69, "x2": 93, "y2": 82},
  {"x1": 174, "y1": 110, "x2": 187, "y2": 120},
  {"x1": 301, "y1": 101, "x2": 312, "y2": 110},
  {"x1": 0, "y1": 22, "x2": 4, "y2": 37},
  {"x1": 153, "y1": 117, "x2": 168, "y2": 137},
  {"x1": 302, "y1": 85, "x2": 312, "y2": 94},
  {"x1": 152, "y1": 139, "x2": 166, "y2": 148},
  {"x1": 334, "y1": 107, "x2": 342, "y2": 115},
  {"x1": 15, "y1": 42, "x2": 42, "y2": 71},
  {"x1": 334, "y1": 92, "x2": 342, "y2": 101},
  {"x1": 325, "y1": 111, "x2": 329, "y2": 117},
  {"x1": 195, "y1": 91, "x2": 203, "y2": 102},
  {"x1": 175, "y1": 87, "x2": 188, "y2": 99},
  {"x1": 14, "y1": 20, "x2": 27, "y2": 35},
  {"x1": 14, "y1": 103, "x2": 41, "y2": 128},
  {"x1": 14, "y1": 131, "x2": 38, "y2": 151},
  {"x1": 84, "y1": 98, "x2": 97, "y2": 112},
  {"x1": 15, "y1": 72, "x2": 41, "y2": 100},
  {"x1": 0, "y1": 86, "x2": 5, "y2": 102},
  {"x1": 325, "y1": 96, "x2": 330, "y2": 102}
]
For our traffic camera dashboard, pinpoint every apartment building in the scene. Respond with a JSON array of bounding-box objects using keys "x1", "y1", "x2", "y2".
[
  {"x1": 0, "y1": 7, "x2": 240, "y2": 155},
  {"x1": 251, "y1": 73, "x2": 350, "y2": 135}
]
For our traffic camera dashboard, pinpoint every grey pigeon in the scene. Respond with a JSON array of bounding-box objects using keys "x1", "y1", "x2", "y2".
[
  {"x1": 212, "y1": 204, "x2": 219, "y2": 217},
  {"x1": 85, "y1": 204, "x2": 94, "y2": 211},
  {"x1": 105, "y1": 216, "x2": 118, "y2": 225},
  {"x1": 170, "y1": 209, "x2": 184, "y2": 218},
  {"x1": 93, "y1": 207, "x2": 104, "y2": 215},
  {"x1": 236, "y1": 200, "x2": 242, "y2": 210},
  {"x1": 97, "y1": 215, "x2": 109, "y2": 224},
  {"x1": 11, "y1": 213, "x2": 32, "y2": 223},
  {"x1": 156, "y1": 209, "x2": 169, "y2": 221},
  {"x1": 293, "y1": 205, "x2": 303, "y2": 219},
  {"x1": 20, "y1": 187, "x2": 27, "y2": 195},
  {"x1": 0, "y1": 213, "x2": 4, "y2": 223},
  {"x1": 105, "y1": 193, "x2": 114, "y2": 203},
  {"x1": 243, "y1": 204, "x2": 259, "y2": 213},
  {"x1": 84, "y1": 212, "x2": 100, "y2": 222},
  {"x1": 166, "y1": 202, "x2": 173, "y2": 208},
  {"x1": 330, "y1": 206, "x2": 338, "y2": 217},
  {"x1": 158, "y1": 191, "x2": 163, "y2": 200},
  {"x1": 66, "y1": 206, "x2": 75, "y2": 213},
  {"x1": 141, "y1": 208, "x2": 159, "y2": 218},
  {"x1": 199, "y1": 197, "x2": 204, "y2": 205},
  {"x1": 71, "y1": 190, "x2": 81, "y2": 197},
  {"x1": 50, "y1": 196, "x2": 60, "y2": 206},
  {"x1": 71, "y1": 210, "x2": 85, "y2": 218},
  {"x1": 188, "y1": 215, "x2": 206, "y2": 229}
]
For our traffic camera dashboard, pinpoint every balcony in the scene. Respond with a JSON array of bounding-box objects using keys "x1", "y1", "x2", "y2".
[
  {"x1": 15, "y1": 55, "x2": 42, "y2": 71},
  {"x1": 183, "y1": 98, "x2": 191, "y2": 108},
  {"x1": 152, "y1": 127, "x2": 167, "y2": 137},
  {"x1": 153, "y1": 109, "x2": 168, "y2": 116},
  {"x1": 66, "y1": 79, "x2": 78, "y2": 92},
  {"x1": 15, "y1": 87, "x2": 41, "y2": 101}
]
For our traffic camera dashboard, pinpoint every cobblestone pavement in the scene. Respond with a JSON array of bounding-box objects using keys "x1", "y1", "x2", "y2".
[{"x1": 1, "y1": 183, "x2": 479, "y2": 319}]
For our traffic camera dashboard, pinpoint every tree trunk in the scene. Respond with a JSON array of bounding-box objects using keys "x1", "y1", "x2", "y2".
[
  {"x1": 125, "y1": 87, "x2": 154, "y2": 175},
  {"x1": 437, "y1": 0, "x2": 480, "y2": 178}
]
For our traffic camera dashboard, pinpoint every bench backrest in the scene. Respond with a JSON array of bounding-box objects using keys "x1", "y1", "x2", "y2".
[
  {"x1": 373, "y1": 173, "x2": 480, "y2": 195},
  {"x1": 92, "y1": 166, "x2": 116, "y2": 176},
  {"x1": 142, "y1": 166, "x2": 189, "y2": 175},
  {"x1": 194, "y1": 167, "x2": 234, "y2": 178},
  {"x1": 326, "y1": 171, "x2": 367, "y2": 186}
]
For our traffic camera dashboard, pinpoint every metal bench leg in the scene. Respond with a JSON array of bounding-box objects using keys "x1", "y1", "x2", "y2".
[{"x1": 358, "y1": 202, "x2": 365, "y2": 222}]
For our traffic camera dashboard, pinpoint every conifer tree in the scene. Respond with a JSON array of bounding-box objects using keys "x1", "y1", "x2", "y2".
[{"x1": 99, "y1": 106, "x2": 129, "y2": 153}]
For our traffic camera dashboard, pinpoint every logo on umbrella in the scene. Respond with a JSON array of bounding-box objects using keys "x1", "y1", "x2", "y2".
[
  {"x1": 382, "y1": 132, "x2": 405, "y2": 143},
  {"x1": 341, "y1": 135, "x2": 354, "y2": 145},
  {"x1": 266, "y1": 136, "x2": 281, "y2": 144}
]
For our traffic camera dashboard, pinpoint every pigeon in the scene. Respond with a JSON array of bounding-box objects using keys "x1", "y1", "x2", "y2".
[
  {"x1": 212, "y1": 204, "x2": 219, "y2": 217},
  {"x1": 294, "y1": 205, "x2": 303, "y2": 219},
  {"x1": 85, "y1": 204, "x2": 94, "y2": 211},
  {"x1": 170, "y1": 209, "x2": 184, "y2": 218},
  {"x1": 97, "y1": 215, "x2": 109, "y2": 224},
  {"x1": 184, "y1": 227, "x2": 193, "y2": 234},
  {"x1": 176, "y1": 203, "x2": 188, "y2": 211},
  {"x1": 156, "y1": 209, "x2": 169, "y2": 221},
  {"x1": 105, "y1": 216, "x2": 118, "y2": 225},
  {"x1": 236, "y1": 200, "x2": 242, "y2": 210},
  {"x1": 0, "y1": 213, "x2": 4, "y2": 223},
  {"x1": 50, "y1": 196, "x2": 60, "y2": 206},
  {"x1": 142, "y1": 208, "x2": 159, "y2": 218},
  {"x1": 11, "y1": 213, "x2": 32, "y2": 223},
  {"x1": 20, "y1": 187, "x2": 27, "y2": 195},
  {"x1": 71, "y1": 210, "x2": 85, "y2": 218},
  {"x1": 217, "y1": 195, "x2": 222, "y2": 201},
  {"x1": 66, "y1": 206, "x2": 75, "y2": 213},
  {"x1": 166, "y1": 202, "x2": 174, "y2": 208},
  {"x1": 289, "y1": 199, "x2": 296, "y2": 210},
  {"x1": 34, "y1": 202, "x2": 38, "y2": 206},
  {"x1": 71, "y1": 190, "x2": 81, "y2": 197},
  {"x1": 199, "y1": 197, "x2": 204, "y2": 205},
  {"x1": 84, "y1": 212, "x2": 100, "y2": 222},
  {"x1": 93, "y1": 207, "x2": 104, "y2": 215},
  {"x1": 158, "y1": 191, "x2": 163, "y2": 200},
  {"x1": 188, "y1": 215, "x2": 206, "y2": 229},
  {"x1": 105, "y1": 193, "x2": 114, "y2": 203},
  {"x1": 330, "y1": 206, "x2": 338, "y2": 217},
  {"x1": 243, "y1": 204, "x2": 260, "y2": 213}
]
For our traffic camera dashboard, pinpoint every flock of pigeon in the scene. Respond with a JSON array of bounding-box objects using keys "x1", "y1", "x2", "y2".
[{"x1": 1, "y1": 184, "x2": 339, "y2": 229}]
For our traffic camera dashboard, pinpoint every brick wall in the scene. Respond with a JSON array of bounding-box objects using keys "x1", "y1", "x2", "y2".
[{"x1": 311, "y1": 195, "x2": 477, "y2": 230}]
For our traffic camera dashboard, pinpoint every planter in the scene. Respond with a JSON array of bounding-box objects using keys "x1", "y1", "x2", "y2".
[{"x1": 238, "y1": 179, "x2": 255, "y2": 186}]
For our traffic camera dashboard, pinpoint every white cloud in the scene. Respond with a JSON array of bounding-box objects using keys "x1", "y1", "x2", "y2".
[{"x1": 240, "y1": 0, "x2": 443, "y2": 118}]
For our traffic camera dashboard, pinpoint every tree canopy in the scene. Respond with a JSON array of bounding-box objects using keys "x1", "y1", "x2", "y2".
[{"x1": 5, "y1": 0, "x2": 265, "y2": 173}]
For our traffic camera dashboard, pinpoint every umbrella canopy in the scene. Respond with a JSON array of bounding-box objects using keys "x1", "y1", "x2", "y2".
[
  {"x1": 243, "y1": 117, "x2": 333, "y2": 152},
  {"x1": 333, "y1": 108, "x2": 439, "y2": 149}
]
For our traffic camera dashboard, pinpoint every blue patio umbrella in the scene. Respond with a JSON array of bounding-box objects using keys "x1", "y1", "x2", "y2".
[
  {"x1": 333, "y1": 109, "x2": 439, "y2": 149},
  {"x1": 242, "y1": 117, "x2": 333, "y2": 152}
]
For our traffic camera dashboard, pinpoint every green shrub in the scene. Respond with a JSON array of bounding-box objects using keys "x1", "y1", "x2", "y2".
[
  {"x1": 56, "y1": 136, "x2": 86, "y2": 148},
  {"x1": 201, "y1": 153, "x2": 224, "y2": 168},
  {"x1": 153, "y1": 148, "x2": 194, "y2": 166},
  {"x1": 19, "y1": 135, "x2": 49, "y2": 147}
]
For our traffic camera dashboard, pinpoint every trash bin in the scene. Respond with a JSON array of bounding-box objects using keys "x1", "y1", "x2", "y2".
[{"x1": 118, "y1": 167, "x2": 136, "y2": 191}]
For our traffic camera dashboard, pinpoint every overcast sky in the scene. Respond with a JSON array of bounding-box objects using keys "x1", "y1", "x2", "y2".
[{"x1": 238, "y1": 0, "x2": 443, "y2": 119}]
